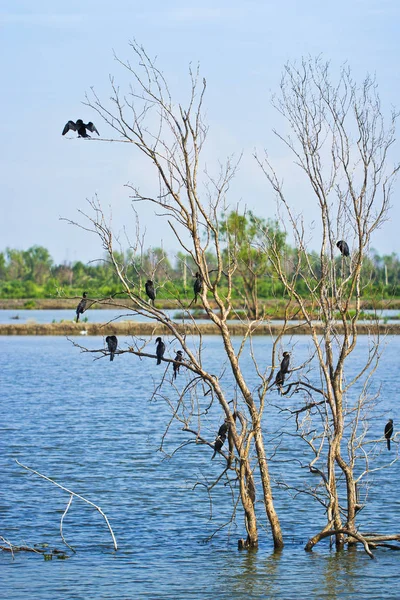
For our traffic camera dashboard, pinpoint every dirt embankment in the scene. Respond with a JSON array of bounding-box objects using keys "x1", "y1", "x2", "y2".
[{"x1": 1, "y1": 321, "x2": 399, "y2": 336}]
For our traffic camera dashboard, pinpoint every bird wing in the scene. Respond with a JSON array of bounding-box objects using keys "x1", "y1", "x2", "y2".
[
  {"x1": 62, "y1": 120, "x2": 77, "y2": 135},
  {"x1": 110, "y1": 338, "x2": 118, "y2": 352},
  {"x1": 281, "y1": 355, "x2": 290, "y2": 373},
  {"x1": 76, "y1": 299, "x2": 87, "y2": 313},
  {"x1": 86, "y1": 122, "x2": 100, "y2": 135},
  {"x1": 385, "y1": 422, "x2": 393, "y2": 436}
]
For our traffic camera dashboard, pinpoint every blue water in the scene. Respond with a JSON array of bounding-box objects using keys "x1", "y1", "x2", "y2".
[
  {"x1": 2, "y1": 308, "x2": 399, "y2": 326},
  {"x1": 1, "y1": 335, "x2": 400, "y2": 599},
  {"x1": 0, "y1": 308, "x2": 178, "y2": 324}
]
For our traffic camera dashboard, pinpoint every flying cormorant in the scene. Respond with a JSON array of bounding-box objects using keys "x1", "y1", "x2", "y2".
[
  {"x1": 212, "y1": 421, "x2": 229, "y2": 459},
  {"x1": 76, "y1": 292, "x2": 87, "y2": 323},
  {"x1": 173, "y1": 350, "x2": 183, "y2": 379},
  {"x1": 193, "y1": 272, "x2": 203, "y2": 303},
  {"x1": 106, "y1": 335, "x2": 118, "y2": 361},
  {"x1": 145, "y1": 280, "x2": 156, "y2": 305},
  {"x1": 385, "y1": 419, "x2": 394, "y2": 450},
  {"x1": 155, "y1": 337, "x2": 165, "y2": 365},
  {"x1": 336, "y1": 240, "x2": 350, "y2": 257},
  {"x1": 62, "y1": 119, "x2": 100, "y2": 138}
]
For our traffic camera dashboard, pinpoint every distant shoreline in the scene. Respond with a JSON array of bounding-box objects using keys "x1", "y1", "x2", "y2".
[
  {"x1": 1, "y1": 297, "x2": 400, "y2": 311},
  {"x1": 1, "y1": 321, "x2": 399, "y2": 336}
]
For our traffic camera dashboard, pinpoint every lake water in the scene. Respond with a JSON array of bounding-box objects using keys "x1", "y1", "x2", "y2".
[
  {"x1": 0, "y1": 308, "x2": 178, "y2": 324},
  {"x1": 1, "y1": 308, "x2": 400, "y2": 328},
  {"x1": 1, "y1": 334, "x2": 400, "y2": 599}
]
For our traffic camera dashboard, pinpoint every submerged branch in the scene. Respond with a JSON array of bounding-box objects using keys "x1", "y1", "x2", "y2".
[{"x1": 15, "y1": 460, "x2": 118, "y2": 551}]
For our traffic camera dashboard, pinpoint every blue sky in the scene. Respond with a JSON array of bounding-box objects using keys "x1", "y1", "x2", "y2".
[{"x1": 1, "y1": 0, "x2": 400, "y2": 264}]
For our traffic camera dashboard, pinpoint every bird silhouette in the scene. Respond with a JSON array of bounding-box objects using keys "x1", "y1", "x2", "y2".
[
  {"x1": 275, "y1": 370, "x2": 285, "y2": 387},
  {"x1": 173, "y1": 350, "x2": 183, "y2": 379},
  {"x1": 75, "y1": 292, "x2": 87, "y2": 323},
  {"x1": 280, "y1": 351, "x2": 290, "y2": 374},
  {"x1": 193, "y1": 272, "x2": 203, "y2": 303},
  {"x1": 385, "y1": 419, "x2": 394, "y2": 450},
  {"x1": 336, "y1": 240, "x2": 350, "y2": 257},
  {"x1": 106, "y1": 335, "x2": 118, "y2": 361},
  {"x1": 145, "y1": 280, "x2": 156, "y2": 305},
  {"x1": 212, "y1": 421, "x2": 229, "y2": 459},
  {"x1": 62, "y1": 119, "x2": 99, "y2": 138},
  {"x1": 155, "y1": 337, "x2": 165, "y2": 365}
]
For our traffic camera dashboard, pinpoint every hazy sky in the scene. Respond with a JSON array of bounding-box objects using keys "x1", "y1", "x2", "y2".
[{"x1": 1, "y1": 0, "x2": 400, "y2": 264}]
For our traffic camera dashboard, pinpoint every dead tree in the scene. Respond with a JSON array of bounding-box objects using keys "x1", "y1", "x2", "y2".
[
  {"x1": 257, "y1": 57, "x2": 400, "y2": 555},
  {"x1": 66, "y1": 41, "x2": 288, "y2": 550}
]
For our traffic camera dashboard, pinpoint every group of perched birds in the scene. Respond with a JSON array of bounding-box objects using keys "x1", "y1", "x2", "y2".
[
  {"x1": 144, "y1": 274, "x2": 203, "y2": 307},
  {"x1": 74, "y1": 237, "x2": 394, "y2": 457}
]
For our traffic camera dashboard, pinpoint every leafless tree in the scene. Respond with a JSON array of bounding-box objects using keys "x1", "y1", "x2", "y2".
[
  {"x1": 257, "y1": 57, "x2": 400, "y2": 555},
  {"x1": 67, "y1": 41, "x2": 292, "y2": 550}
]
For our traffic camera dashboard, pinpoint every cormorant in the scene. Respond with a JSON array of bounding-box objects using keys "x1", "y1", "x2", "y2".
[
  {"x1": 145, "y1": 280, "x2": 156, "y2": 305},
  {"x1": 76, "y1": 292, "x2": 87, "y2": 323},
  {"x1": 173, "y1": 350, "x2": 183, "y2": 379},
  {"x1": 105, "y1": 335, "x2": 118, "y2": 361},
  {"x1": 193, "y1": 272, "x2": 203, "y2": 303},
  {"x1": 62, "y1": 119, "x2": 100, "y2": 138},
  {"x1": 212, "y1": 421, "x2": 229, "y2": 459},
  {"x1": 275, "y1": 370, "x2": 285, "y2": 387},
  {"x1": 155, "y1": 337, "x2": 165, "y2": 365},
  {"x1": 336, "y1": 240, "x2": 350, "y2": 257},
  {"x1": 280, "y1": 351, "x2": 290, "y2": 374},
  {"x1": 385, "y1": 419, "x2": 394, "y2": 450}
]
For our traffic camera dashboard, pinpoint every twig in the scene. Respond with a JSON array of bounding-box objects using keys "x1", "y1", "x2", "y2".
[{"x1": 16, "y1": 460, "x2": 118, "y2": 551}]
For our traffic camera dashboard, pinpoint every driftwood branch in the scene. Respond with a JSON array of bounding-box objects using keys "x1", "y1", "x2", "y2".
[
  {"x1": 16, "y1": 459, "x2": 118, "y2": 551},
  {"x1": 305, "y1": 527, "x2": 374, "y2": 559},
  {"x1": 60, "y1": 494, "x2": 76, "y2": 552}
]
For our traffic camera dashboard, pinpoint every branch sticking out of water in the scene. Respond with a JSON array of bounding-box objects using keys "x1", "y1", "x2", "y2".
[{"x1": 15, "y1": 459, "x2": 118, "y2": 552}]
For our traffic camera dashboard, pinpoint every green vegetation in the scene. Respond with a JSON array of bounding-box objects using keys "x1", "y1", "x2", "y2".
[{"x1": 1, "y1": 221, "x2": 400, "y2": 301}]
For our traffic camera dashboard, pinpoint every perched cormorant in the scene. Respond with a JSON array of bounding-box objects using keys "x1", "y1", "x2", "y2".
[
  {"x1": 145, "y1": 280, "x2": 156, "y2": 305},
  {"x1": 62, "y1": 119, "x2": 100, "y2": 138},
  {"x1": 336, "y1": 240, "x2": 350, "y2": 257},
  {"x1": 280, "y1": 351, "x2": 290, "y2": 374},
  {"x1": 173, "y1": 350, "x2": 183, "y2": 379},
  {"x1": 155, "y1": 337, "x2": 165, "y2": 365},
  {"x1": 76, "y1": 292, "x2": 87, "y2": 323},
  {"x1": 212, "y1": 421, "x2": 229, "y2": 459},
  {"x1": 385, "y1": 419, "x2": 394, "y2": 450},
  {"x1": 275, "y1": 370, "x2": 285, "y2": 387},
  {"x1": 193, "y1": 272, "x2": 203, "y2": 303},
  {"x1": 106, "y1": 335, "x2": 118, "y2": 361}
]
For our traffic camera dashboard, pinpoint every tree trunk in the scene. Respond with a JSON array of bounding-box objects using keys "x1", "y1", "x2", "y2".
[
  {"x1": 254, "y1": 427, "x2": 284, "y2": 550},
  {"x1": 239, "y1": 457, "x2": 258, "y2": 548}
]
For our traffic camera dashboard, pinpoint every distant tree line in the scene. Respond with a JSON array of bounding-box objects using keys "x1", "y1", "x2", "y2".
[{"x1": 1, "y1": 213, "x2": 399, "y2": 300}]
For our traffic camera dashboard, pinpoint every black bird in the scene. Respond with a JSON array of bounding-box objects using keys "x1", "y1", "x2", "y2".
[
  {"x1": 173, "y1": 350, "x2": 183, "y2": 380},
  {"x1": 193, "y1": 272, "x2": 203, "y2": 303},
  {"x1": 105, "y1": 335, "x2": 118, "y2": 361},
  {"x1": 62, "y1": 119, "x2": 100, "y2": 138},
  {"x1": 336, "y1": 240, "x2": 350, "y2": 257},
  {"x1": 385, "y1": 419, "x2": 394, "y2": 450},
  {"x1": 275, "y1": 370, "x2": 285, "y2": 387},
  {"x1": 145, "y1": 280, "x2": 156, "y2": 305},
  {"x1": 212, "y1": 421, "x2": 229, "y2": 459},
  {"x1": 76, "y1": 292, "x2": 87, "y2": 323},
  {"x1": 155, "y1": 337, "x2": 165, "y2": 365},
  {"x1": 280, "y1": 351, "x2": 290, "y2": 374}
]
